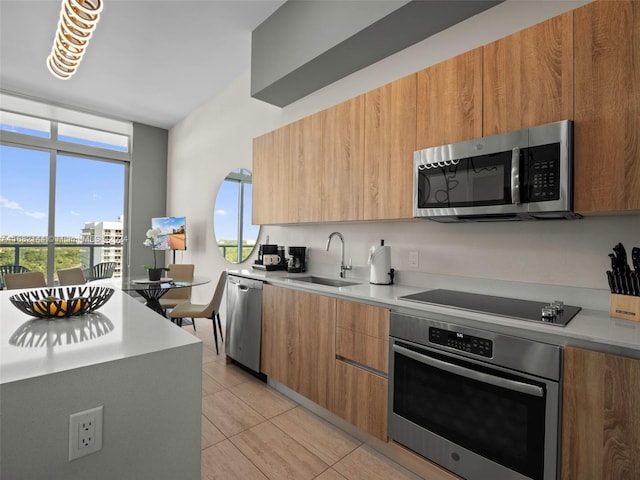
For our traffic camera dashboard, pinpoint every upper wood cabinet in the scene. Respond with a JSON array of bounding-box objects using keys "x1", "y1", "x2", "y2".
[
  {"x1": 252, "y1": 127, "x2": 290, "y2": 225},
  {"x1": 573, "y1": 0, "x2": 640, "y2": 214},
  {"x1": 319, "y1": 96, "x2": 365, "y2": 222},
  {"x1": 364, "y1": 74, "x2": 416, "y2": 221},
  {"x1": 416, "y1": 48, "x2": 483, "y2": 149},
  {"x1": 289, "y1": 115, "x2": 322, "y2": 223},
  {"x1": 561, "y1": 346, "x2": 640, "y2": 479},
  {"x1": 483, "y1": 12, "x2": 574, "y2": 135}
]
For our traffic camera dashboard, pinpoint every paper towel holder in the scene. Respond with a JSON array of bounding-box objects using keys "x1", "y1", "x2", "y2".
[{"x1": 369, "y1": 239, "x2": 395, "y2": 285}]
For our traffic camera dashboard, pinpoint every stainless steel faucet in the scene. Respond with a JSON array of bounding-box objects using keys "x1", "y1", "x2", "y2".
[{"x1": 326, "y1": 231, "x2": 352, "y2": 278}]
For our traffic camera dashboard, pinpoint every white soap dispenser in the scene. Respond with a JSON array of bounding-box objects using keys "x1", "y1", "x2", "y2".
[{"x1": 368, "y1": 239, "x2": 394, "y2": 285}]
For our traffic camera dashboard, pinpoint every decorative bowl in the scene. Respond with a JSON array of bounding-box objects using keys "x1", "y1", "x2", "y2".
[{"x1": 9, "y1": 286, "x2": 114, "y2": 319}]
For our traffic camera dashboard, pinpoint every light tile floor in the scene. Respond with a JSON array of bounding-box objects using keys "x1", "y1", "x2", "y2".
[{"x1": 183, "y1": 318, "x2": 426, "y2": 480}]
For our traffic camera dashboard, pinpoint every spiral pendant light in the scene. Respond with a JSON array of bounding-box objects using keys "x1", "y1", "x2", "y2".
[{"x1": 46, "y1": 0, "x2": 103, "y2": 80}]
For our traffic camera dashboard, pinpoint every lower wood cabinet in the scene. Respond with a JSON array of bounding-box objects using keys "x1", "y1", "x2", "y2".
[
  {"x1": 561, "y1": 346, "x2": 640, "y2": 480},
  {"x1": 333, "y1": 359, "x2": 388, "y2": 441},
  {"x1": 334, "y1": 299, "x2": 389, "y2": 440},
  {"x1": 261, "y1": 285, "x2": 336, "y2": 411},
  {"x1": 261, "y1": 286, "x2": 390, "y2": 440}
]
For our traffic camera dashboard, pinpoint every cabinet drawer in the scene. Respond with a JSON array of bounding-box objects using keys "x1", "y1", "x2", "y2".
[
  {"x1": 336, "y1": 327, "x2": 388, "y2": 374},
  {"x1": 334, "y1": 359, "x2": 388, "y2": 441},
  {"x1": 336, "y1": 300, "x2": 389, "y2": 340}
]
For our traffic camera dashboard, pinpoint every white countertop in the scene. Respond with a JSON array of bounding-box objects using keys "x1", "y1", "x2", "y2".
[
  {"x1": 1, "y1": 286, "x2": 201, "y2": 385},
  {"x1": 229, "y1": 269, "x2": 640, "y2": 359}
]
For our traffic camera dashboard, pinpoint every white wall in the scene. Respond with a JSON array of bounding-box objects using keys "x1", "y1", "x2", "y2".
[{"x1": 168, "y1": 0, "x2": 638, "y2": 306}]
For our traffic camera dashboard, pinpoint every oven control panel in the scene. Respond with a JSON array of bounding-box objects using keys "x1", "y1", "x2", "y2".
[{"x1": 429, "y1": 327, "x2": 493, "y2": 358}]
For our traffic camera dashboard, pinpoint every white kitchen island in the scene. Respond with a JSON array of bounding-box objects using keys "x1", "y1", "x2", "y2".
[{"x1": 0, "y1": 286, "x2": 202, "y2": 480}]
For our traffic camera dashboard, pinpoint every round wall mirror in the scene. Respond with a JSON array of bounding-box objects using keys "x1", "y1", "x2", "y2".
[{"x1": 214, "y1": 168, "x2": 260, "y2": 263}]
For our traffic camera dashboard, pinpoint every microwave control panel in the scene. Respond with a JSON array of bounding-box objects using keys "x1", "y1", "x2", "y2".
[
  {"x1": 429, "y1": 327, "x2": 493, "y2": 358},
  {"x1": 527, "y1": 143, "x2": 560, "y2": 202}
]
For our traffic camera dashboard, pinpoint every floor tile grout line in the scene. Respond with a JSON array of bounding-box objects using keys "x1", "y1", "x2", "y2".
[
  {"x1": 268, "y1": 407, "x2": 363, "y2": 468},
  {"x1": 201, "y1": 388, "x2": 269, "y2": 438}
]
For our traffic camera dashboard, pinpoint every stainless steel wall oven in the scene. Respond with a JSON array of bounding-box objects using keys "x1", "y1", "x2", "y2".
[{"x1": 388, "y1": 311, "x2": 562, "y2": 480}]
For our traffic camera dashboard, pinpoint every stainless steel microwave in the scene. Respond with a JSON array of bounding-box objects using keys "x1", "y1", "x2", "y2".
[{"x1": 413, "y1": 120, "x2": 581, "y2": 222}]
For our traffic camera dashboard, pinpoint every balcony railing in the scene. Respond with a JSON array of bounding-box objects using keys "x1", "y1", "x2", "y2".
[{"x1": 0, "y1": 243, "x2": 123, "y2": 286}]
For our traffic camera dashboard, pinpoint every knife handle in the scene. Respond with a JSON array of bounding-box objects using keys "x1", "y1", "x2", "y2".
[
  {"x1": 606, "y1": 271, "x2": 615, "y2": 293},
  {"x1": 632, "y1": 247, "x2": 640, "y2": 273}
]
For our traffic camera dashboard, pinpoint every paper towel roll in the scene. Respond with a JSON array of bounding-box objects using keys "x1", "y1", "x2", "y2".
[{"x1": 369, "y1": 244, "x2": 391, "y2": 284}]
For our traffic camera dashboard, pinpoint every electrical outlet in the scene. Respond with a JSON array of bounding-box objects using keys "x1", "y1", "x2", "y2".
[
  {"x1": 408, "y1": 250, "x2": 419, "y2": 268},
  {"x1": 69, "y1": 406, "x2": 103, "y2": 461}
]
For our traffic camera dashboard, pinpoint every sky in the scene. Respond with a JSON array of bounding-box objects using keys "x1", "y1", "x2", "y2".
[
  {"x1": 0, "y1": 145, "x2": 125, "y2": 237},
  {"x1": 1, "y1": 126, "x2": 259, "y2": 244}
]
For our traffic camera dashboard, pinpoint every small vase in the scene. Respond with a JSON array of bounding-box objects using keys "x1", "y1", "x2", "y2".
[{"x1": 148, "y1": 268, "x2": 162, "y2": 281}]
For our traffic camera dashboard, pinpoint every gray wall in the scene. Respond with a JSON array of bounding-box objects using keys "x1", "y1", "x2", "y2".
[
  {"x1": 128, "y1": 122, "x2": 168, "y2": 277},
  {"x1": 1, "y1": 344, "x2": 201, "y2": 480},
  {"x1": 250, "y1": 0, "x2": 502, "y2": 106}
]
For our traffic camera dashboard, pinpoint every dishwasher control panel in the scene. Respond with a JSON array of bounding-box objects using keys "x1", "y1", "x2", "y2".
[{"x1": 429, "y1": 327, "x2": 493, "y2": 358}]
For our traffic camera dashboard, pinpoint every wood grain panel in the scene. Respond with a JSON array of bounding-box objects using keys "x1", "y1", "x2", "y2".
[
  {"x1": 573, "y1": 0, "x2": 640, "y2": 213},
  {"x1": 319, "y1": 96, "x2": 365, "y2": 222},
  {"x1": 416, "y1": 48, "x2": 483, "y2": 149},
  {"x1": 290, "y1": 115, "x2": 322, "y2": 223},
  {"x1": 364, "y1": 74, "x2": 416, "y2": 220},
  {"x1": 483, "y1": 12, "x2": 573, "y2": 135},
  {"x1": 561, "y1": 346, "x2": 640, "y2": 480},
  {"x1": 252, "y1": 129, "x2": 290, "y2": 224},
  {"x1": 336, "y1": 327, "x2": 388, "y2": 374},
  {"x1": 262, "y1": 286, "x2": 336, "y2": 411},
  {"x1": 260, "y1": 284, "x2": 285, "y2": 378},
  {"x1": 333, "y1": 360, "x2": 388, "y2": 441},
  {"x1": 336, "y1": 299, "x2": 389, "y2": 340}
]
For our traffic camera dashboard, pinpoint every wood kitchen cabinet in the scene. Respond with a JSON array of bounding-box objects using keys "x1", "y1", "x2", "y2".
[
  {"x1": 334, "y1": 299, "x2": 389, "y2": 440},
  {"x1": 318, "y1": 96, "x2": 365, "y2": 222},
  {"x1": 573, "y1": 0, "x2": 640, "y2": 214},
  {"x1": 561, "y1": 346, "x2": 640, "y2": 480},
  {"x1": 289, "y1": 115, "x2": 322, "y2": 223},
  {"x1": 416, "y1": 48, "x2": 483, "y2": 150},
  {"x1": 364, "y1": 74, "x2": 416, "y2": 221},
  {"x1": 252, "y1": 127, "x2": 290, "y2": 224},
  {"x1": 483, "y1": 12, "x2": 574, "y2": 136},
  {"x1": 261, "y1": 284, "x2": 336, "y2": 410}
]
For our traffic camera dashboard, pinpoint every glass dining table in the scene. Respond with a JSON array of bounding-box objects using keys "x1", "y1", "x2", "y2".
[{"x1": 118, "y1": 275, "x2": 210, "y2": 315}]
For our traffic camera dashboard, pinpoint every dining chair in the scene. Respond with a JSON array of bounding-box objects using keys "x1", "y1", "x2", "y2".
[
  {"x1": 57, "y1": 267, "x2": 86, "y2": 286},
  {"x1": 159, "y1": 263, "x2": 194, "y2": 316},
  {"x1": 0, "y1": 265, "x2": 31, "y2": 289},
  {"x1": 170, "y1": 271, "x2": 227, "y2": 354},
  {"x1": 4, "y1": 271, "x2": 47, "y2": 290},
  {"x1": 85, "y1": 262, "x2": 117, "y2": 281}
]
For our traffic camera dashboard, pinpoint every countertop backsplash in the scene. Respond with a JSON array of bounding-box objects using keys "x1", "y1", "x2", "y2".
[{"x1": 260, "y1": 215, "x2": 639, "y2": 295}]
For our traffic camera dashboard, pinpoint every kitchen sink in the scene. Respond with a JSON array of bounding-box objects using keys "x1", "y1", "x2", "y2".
[{"x1": 292, "y1": 276, "x2": 360, "y2": 288}]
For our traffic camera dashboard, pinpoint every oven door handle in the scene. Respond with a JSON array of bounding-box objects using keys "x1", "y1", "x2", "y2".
[{"x1": 393, "y1": 344, "x2": 544, "y2": 397}]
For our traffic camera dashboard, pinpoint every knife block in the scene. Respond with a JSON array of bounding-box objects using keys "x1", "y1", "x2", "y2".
[{"x1": 610, "y1": 294, "x2": 640, "y2": 322}]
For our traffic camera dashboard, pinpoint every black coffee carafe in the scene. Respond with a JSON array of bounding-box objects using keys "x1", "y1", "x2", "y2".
[{"x1": 287, "y1": 246, "x2": 307, "y2": 273}]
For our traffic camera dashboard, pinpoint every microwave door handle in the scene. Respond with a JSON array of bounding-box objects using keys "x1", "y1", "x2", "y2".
[
  {"x1": 392, "y1": 344, "x2": 544, "y2": 397},
  {"x1": 511, "y1": 147, "x2": 521, "y2": 205}
]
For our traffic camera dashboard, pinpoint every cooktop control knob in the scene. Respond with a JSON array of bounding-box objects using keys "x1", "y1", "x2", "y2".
[{"x1": 541, "y1": 306, "x2": 556, "y2": 322}]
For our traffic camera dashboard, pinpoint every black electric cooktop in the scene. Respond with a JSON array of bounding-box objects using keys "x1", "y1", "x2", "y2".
[{"x1": 399, "y1": 289, "x2": 581, "y2": 327}]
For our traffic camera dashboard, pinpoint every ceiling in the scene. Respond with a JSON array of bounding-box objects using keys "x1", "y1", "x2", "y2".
[{"x1": 0, "y1": 0, "x2": 285, "y2": 130}]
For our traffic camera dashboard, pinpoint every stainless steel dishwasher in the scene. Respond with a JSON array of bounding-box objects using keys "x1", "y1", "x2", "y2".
[{"x1": 225, "y1": 274, "x2": 263, "y2": 372}]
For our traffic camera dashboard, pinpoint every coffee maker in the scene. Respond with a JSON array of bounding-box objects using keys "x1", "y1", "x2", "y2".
[{"x1": 287, "y1": 246, "x2": 307, "y2": 273}]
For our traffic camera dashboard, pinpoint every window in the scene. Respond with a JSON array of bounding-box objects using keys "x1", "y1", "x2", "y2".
[
  {"x1": 0, "y1": 111, "x2": 51, "y2": 139},
  {"x1": 0, "y1": 96, "x2": 131, "y2": 285}
]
